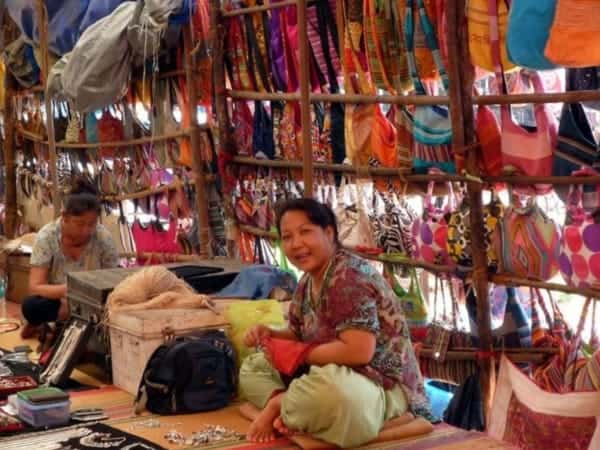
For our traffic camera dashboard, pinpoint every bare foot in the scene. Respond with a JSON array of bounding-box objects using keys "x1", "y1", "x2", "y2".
[
  {"x1": 246, "y1": 395, "x2": 282, "y2": 443},
  {"x1": 273, "y1": 416, "x2": 296, "y2": 436}
]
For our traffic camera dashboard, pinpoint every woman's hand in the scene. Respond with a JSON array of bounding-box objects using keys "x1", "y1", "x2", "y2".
[{"x1": 244, "y1": 324, "x2": 272, "y2": 348}]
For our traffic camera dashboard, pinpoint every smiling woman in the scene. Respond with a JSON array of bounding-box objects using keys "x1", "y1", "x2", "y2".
[{"x1": 239, "y1": 198, "x2": 432, "y2": 448}]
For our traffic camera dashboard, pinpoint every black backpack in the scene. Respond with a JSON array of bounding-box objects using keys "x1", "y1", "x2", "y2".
[{"x1": 135, "y1": 330, "x2": 237, "y2": 415}]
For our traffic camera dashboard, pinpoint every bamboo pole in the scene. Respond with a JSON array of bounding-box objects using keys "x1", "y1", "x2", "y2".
[
  {"x1": 2, "y1": 17, "x2": 18, "y2": 238},
  {"x1": 418, "y1": 348, "x2": 553, "y2": 364},
  {"x1": 118, "y1": 251, "x2": 201, "y2": 262},
  {"x1": 221, "y1": 0, "x2": 298, "y2": 17},
  {"x1": 232, "y1": 156, "x2": 469, "y2": 180},
  {"x1": 475, "y1": 90, "x2": 600, "y2": 106},
  {"x1": 447, "y1": 0, "x2": 495, "y2": 425},
  {"x1": 17, "y1": 129, "x2": 195, "y2": 148},
  {"x1": 210, "y1": 0, "x2": 238, "y2": 258},
  {"x1": 35, "y1": 0, "x2": 60, "y2": 218},
  {"x1": 297, "y1": 0, "x2": 314, "y2": 197},
  {"x1": 492, "y1": 274, "x2": 600, "y2": 300},
  {"x1": 184, "y1": 26, "x2": 212, "y2": 259},
  {"x1": 237, "y1": 225, "x2": 457, "y2": 273}
]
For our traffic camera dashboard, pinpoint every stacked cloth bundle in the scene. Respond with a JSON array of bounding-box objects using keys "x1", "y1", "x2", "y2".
[{"x1": 104, "y1": 266, "x2": 215, "y2": 321}]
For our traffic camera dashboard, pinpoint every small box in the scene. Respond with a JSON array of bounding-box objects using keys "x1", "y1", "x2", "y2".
[{"x1": 16, "y1": 396, "x2": 70, "y2": 428}]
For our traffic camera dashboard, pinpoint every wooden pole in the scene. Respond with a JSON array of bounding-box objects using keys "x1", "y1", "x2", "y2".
[
  {"x1": 209, "y1": 0, "x2": 238, "y2": 258},
  {"x1": 183, "y1": 26, "x2": 212, "y2": 258},
  {"x1": 297, "y1": 0, "x2": 314, "y2": 197},
  {"x1": 2, "y1": 17, "x2": 18, "y2": 238},
  {"x1": 446, "y1": 0, "x2": 495, "y2": 425},
  {"x1": 35, "y1": 0, "x2": 60, "y2": 218}
]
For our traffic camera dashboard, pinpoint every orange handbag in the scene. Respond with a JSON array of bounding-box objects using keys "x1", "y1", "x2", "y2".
[{"x1": 545, "y1": 0, "x2": 600, "y2": 67}]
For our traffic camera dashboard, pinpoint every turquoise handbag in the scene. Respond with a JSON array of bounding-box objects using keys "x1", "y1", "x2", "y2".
[{"x1": 506, "y1": 0, "x2": 558, "y2": 70}]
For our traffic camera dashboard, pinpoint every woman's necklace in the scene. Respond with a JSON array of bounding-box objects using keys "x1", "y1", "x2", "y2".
[{"x1": 308, "y1": 256, "x2": 336, "y2": 310}]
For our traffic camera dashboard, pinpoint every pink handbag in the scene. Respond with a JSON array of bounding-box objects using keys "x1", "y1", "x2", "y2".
[
  {"x1": 412, "y1": 179, "x2": 456, "y2": 266},
  {"x1": 500, "y1": 71, "x2": 557, "y2": 180},
  {"x1": 559, "y1": 176, "x2": 600, "y2": 290}
]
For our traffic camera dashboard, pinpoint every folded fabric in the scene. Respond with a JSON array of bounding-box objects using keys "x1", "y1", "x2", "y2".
[
  {"x1": 215, "y1": 265, "x2": 297, "y2": 300},
  {"x1": 261, "y1": 337, "x2": 316, "y2": 376}
]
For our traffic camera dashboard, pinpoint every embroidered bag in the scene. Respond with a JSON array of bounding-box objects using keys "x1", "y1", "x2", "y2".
[
  {"x1": 232, "y1": 101, "x2": 254, "y2": 156},
  {"x1": 505, "y1": 0, "x2": 557, "y2": 70},
  {"x1": 493, "y1": 194, "x2": 560, "y2": 281},
  {"x1": 97, "y1": 108, "x2": 124, "y2": 159},
  {"x1": 545, "y1": 0, "x2": 600, "y2": 67},
  {"x1": 405, "y1": 0, "x2": 454, "y2": 174},
  {"x1": 559, "y1": 182, "x2": 600, "y2": 290}
]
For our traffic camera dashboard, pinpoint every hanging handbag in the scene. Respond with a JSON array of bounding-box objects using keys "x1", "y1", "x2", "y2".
[
  {"x1": 474, "y1": 88, "x2": 502, "y2": 176},
  {"x1": 334, "y1": 177, "x2": 377, "y2": 249},
  {"x1": 553, "y1": 103, "x2": 600, "y2": 204},
  {"x1": 545, "y1": 0, "x2": 600, "y2": 67},
  {"x1": 232, "y1": 101, "x2": 254, "y2": 157},
  {"x1": 97, "y1": 108, "x2": 124, "y2": 159},
  {"x1": 493, "y1": 194, "x2": 560, "y2": 281},
  {"x1": 405, "y1": 0, "x2": 454, "y2": 174},
  {"x1": 566, "y1": 67, "x2": 600, "y2": 111},
  {"x1": 505, "y1": 0, "x2": 557, "y2": 70},
  {"x1": 412, "y1": 179, "x2": 456, "y2": 266},
  {"x1": 252, "y1": 101, "x2": 275, "y2": 159},
  {"x1": 397, "y1": 267, "x2": 429, "y2": 332},
  {"x1": 499, "y1": 71, "x2": 556, "y2": 179},
  {"x1": 559, "y1": 182, "x2": 600, "y2": 290},
  {"x1": 467, "y1": 0, "x2": 515, "y2": 72}
]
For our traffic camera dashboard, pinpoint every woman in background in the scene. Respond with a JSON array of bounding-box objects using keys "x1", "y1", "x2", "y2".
[{"x1": 21, "y1": 180, "x2": 119, "y2": 338}]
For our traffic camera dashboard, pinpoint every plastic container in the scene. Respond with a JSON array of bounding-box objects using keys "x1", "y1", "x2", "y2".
[{"x1": 16, "y1": 397, "x2": 70, "y2": 428}]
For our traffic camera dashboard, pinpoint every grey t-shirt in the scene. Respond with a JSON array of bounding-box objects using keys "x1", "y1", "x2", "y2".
[{"x1": 30, "y1": 219, "x2": 120, "y2": 284}]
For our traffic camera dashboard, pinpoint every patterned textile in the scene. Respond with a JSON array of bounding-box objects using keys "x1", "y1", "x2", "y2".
[
  {"x1": 30, "y1": 218, "x2": 119, "y2": 285},
  {"x1": 288, "y1": 249, "x2": 432, "y2": 419},
  {"x1": 490, "y1": 355, "x2": 600, "y2": 450}
]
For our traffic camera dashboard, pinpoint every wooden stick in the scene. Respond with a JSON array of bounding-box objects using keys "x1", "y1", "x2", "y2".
[
  {"x1": 231, "y1": 156, "x2": 469, "y2": 180},
  {"x1": 17, "y1": 129, "x2": 195, "y2": 148},
  {"x1": 226, "y1": 89, "x2": 451, "y2": 105},
  {"x1": 238, "y1": 225, "x2": 456, "y2": 273},
  {"x1": 226, "y1": 89, "x2": 301, "y2": 101},
  {"x1": 485, "y1": 174, "x2": 600, "y2": 185},
  {"x1": 221, "y1": 0, "x2": 298, "y2": 17},
  {"x1": 447, "y1": 0, "x2": 495, "y2": 425},
  {"x1": 118, "y1": 252, "x2": 201, "y2": 262},
  {"x1": 492, "y1": 274, "x2": 600, "y2": 300},
  {"x1": 475, "y1": 90, "x2": 600, "y2": 106},
  {"x1": 184, "y1": 26, "x2": 212, "y2": 259},
  {"x1": 101, "y1": 176, "x2": 216, "y2": 202},
  {"x1": 2, "y1": 16, "x2": 18, "y2": 238},
  {"x1": 210, "y1": 0, "x2": 238, "y2": 258},
  {"x1": 296, "y1": 0, "x2": 313, "y2": 197},
  {"x1": 36, "y1": 0, "x2": 60, "y2": 218},
  {"x1": 419, "y1": 348, "x2": 552, "y2": 364}
]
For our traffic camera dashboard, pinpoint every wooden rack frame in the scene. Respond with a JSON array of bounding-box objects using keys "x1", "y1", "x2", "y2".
[
  {"x1": 1, "y1": 2, "x2": 214, "y2": 258},
  {"x1": 212, "y1": 0, "x2": 600, "y2": 426}
]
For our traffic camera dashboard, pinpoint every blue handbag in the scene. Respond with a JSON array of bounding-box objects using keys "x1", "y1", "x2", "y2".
[{"x1": 506, "y1": 0, "x2": 558, "y2": 70}]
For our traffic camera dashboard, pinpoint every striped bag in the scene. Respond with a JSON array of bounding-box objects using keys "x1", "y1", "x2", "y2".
[{"x1": 405, "y1": 0, "x2": 454, "y2": 174}]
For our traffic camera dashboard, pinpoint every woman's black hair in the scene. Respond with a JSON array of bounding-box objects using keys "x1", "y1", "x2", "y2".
[
  {"x1": 63, "y1": 178, "x2": 101, "y2": 216},
  {"x1": 276, "y1": 198, "x2": 339, "y2": 243}
]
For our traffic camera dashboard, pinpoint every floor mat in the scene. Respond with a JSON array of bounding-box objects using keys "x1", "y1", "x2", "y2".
[
  {"x1": 357, "y1": 424, "x2": 516, "y2": 449},
  {"x1": 0, "y1": 422, "x2": 166, "y2": 449}
]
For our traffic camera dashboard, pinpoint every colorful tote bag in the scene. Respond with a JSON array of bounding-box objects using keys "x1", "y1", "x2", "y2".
[
  {"x1": 493, "y1": 195, "x2": 560, "y2": 281},
  {"x1": 405, "y1": 0, "x2": 455, "y2": 174},
  {"x1": 467, "y1": 0, "x2": 514, "y2": 72},
  {"x1": 499, "y1": 72, "x2": 556, "y2": 179},
  {"x1": 506, "y1": 0, "x2": 558, "y2": 70},
  {"x1": 412, "y1": 180, "x2": 456, "y2": 266},
  {"x1": 489, "y1": 355, "x2": 600, "y2": 450},
  {"x1": 559, "y1": 184, "x2": 600, "y2": 290},
  {"x1": 545, "y1": 0, "x2": 600, "y2": 67}
]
